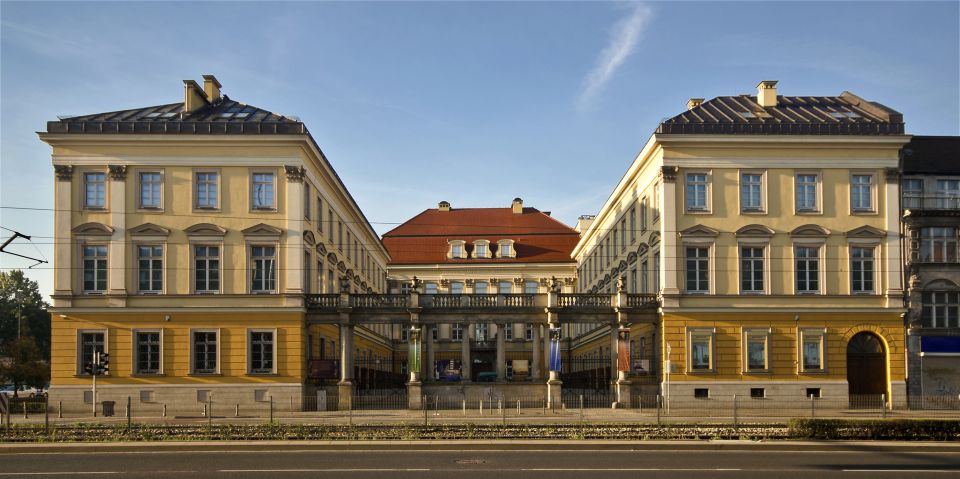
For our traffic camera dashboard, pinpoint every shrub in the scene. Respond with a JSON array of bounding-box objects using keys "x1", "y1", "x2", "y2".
[{"x1": 788, "y1": 418, "x2": 960, "y2": 441}]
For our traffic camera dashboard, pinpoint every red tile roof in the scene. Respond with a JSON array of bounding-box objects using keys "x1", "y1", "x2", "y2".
[{"x1": 383, "y1": 207, "x2": 580, "y2": 265}]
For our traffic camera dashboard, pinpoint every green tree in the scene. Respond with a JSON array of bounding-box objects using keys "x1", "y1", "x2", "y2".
[
  {"x1": 0, "y1": 270, "x2": 50, "y2": 357},
  {"x1": 0, "y1": 337, "x2": 49, "y2": 396}
]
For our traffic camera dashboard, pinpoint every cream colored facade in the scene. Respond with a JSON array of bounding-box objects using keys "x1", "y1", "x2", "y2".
[
  {"x1": 573, "y1": 82, "x2": 911, "y2": 406},
  {"x1": 41, "y1": 76, "x2": 390, "y2": 411}
]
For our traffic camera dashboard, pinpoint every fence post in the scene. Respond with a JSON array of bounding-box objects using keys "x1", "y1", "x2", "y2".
[
  {"x1": 579, "y1": 395, "x2": 584, "y2": 424},
  {"x1": 126, "y1": 396, "x2": 131, "y2": 430},
  {"x1": 207, "y1": 395, "x2": 213, "y2": 427},
  {"x1": 269, "y1": 396, "x2": 274, "y2": 425},
  {"x1": 162, "y1": 404, "x2": 167, "y2": 418},
  {"x1": 656, "y1": 394, "x2": 661, "y2": 426},
  {"x1": 23, "y1": 401, "x2": 28, "y2": 419},
  {"x1": 462, "y1": 399, "x2": 466, "y2": 417},
  {"x1": 881, "y1": 394, "x2": 887, "y2": 419},
  {"x1": 733, "y1": 394, "x2": 737, "y2": 429},
  {"x1": 44, "y1": 401, "x2": 49, "y2": 433},
  {"x1": 501, "y1": 399, "x2": 506, "y2": 426},
  {"x1": 58, "y1": 401, "x2": 62, "y2": 419},
  {"x1": 423, "y1": 395, "x2": 428, "y2": 426},
  {"x1": 810, "y1": 395, "x2": 815, "y2": 418},
  {"x1": 236, "y1": 404, "x2": 240, "y2": 418}
]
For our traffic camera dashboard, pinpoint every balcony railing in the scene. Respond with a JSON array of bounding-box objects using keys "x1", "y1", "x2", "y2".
[
  {"x1": 558, "y1": 294, "x2": 611, "y2": 308},
  {"x1": 627, "y1": 294, "x2": 658, "y2": 308},
  {"x1": 305, "y1": 294, "x2": 339, "y2": 310},
  {"x1": 903, "y1": 194, "x2": 960, "y2": 211},
  {"x1": 350, "y1": 294, "x2": 408, "y2": 309},
  {"x1": 419, "y1": 294, "x2": 537, "y2": 309}
]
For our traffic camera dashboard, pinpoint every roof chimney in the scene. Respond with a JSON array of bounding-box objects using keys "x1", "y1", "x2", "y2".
[
  {"x1": 202, "y1": 74, "x2": 222, "y2": 103},
  {"x1": 511, "y1": 197, "x2": 523, "y2": 214},
  {"x1": 183, "y1": 79, "x2": 207, "y2": 113},
  {"x1": 575, "y1": 215, "x2": 596, "y2": 233},
  {"x1": 757, "y1": 80, "x2": 778, "y2": 107},
  {"x1": 438, "y1": 201, "x2": 450, "y2": 212},
  {"x1": 687, "y1": 98, "x2": 704, "y2": 110}
]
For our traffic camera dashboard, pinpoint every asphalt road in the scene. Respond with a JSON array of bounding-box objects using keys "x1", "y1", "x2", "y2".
[{"x1": 1, "y1": 442, "x2": 958, "y2": 478}]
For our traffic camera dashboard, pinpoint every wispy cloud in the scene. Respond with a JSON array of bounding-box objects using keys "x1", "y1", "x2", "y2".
[{"x1": 577, "y1": 3, "x2": 654, "y2": 110}]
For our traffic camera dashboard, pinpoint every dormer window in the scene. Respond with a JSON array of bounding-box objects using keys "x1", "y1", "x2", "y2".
[
  {"x1": 448, "y1": 240, "x2": 466, "y2": 260},
  {"x1": 472, "y1": 240, "x2": 491, "y2": 259},
  {"x1": 496, "y1": 239, "x2": 516, "y2": 259}
]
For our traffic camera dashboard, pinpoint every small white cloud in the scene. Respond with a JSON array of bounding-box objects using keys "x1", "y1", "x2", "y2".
[{"x1": 577, "y1": 3, "x2": 654, "y2": 110}]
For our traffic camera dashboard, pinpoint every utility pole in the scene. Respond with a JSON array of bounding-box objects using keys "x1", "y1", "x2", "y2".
[{"x1": 92, "y1": 351, "x2": 99, "y2": 417}]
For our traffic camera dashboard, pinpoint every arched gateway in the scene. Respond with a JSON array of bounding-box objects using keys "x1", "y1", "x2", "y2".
[{"x1": 847, "y1": 332, "x2": 887, "y2": 407}]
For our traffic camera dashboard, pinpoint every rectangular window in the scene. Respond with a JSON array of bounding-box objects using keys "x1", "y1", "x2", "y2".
[
  {"x1": 503, "y1": 323, "x2": 513, "y2": 340},
  {"x1": 476, "y1": 243, "x2": 487, "y2": 257},
  {"x1": 936, "y1": 179, "x2": 960, "y2": 209},
  {"x1": 851, "y1": 174, "x2": 874, "y2": 211},
  {"x1": 304, "y1": 183, "x2": 311, "y2": 219},
  {"x1": 400, "y1": 327, "x2": 409, "y2": 342},
  {"x1": 252, "y1": 172, "x2": 275, "y2": 209},
  {"x1": 450, "y1": 282, "x2": 464, "y2": 295},
  {"x1": 498, "y1": 281, "x2": 512, "y2": 294},
  {"x1": 795, "y1": 246, "x2": 820, "y2": 294},
  {"x1": 135, "y1": 331, "x2": 161, "y2": 375},
  {"x1": 82, "y1": 245, "x2": 108, "y2": 293},
  {"x1": 630, "y1": 267, "x2": 637, "y2": 294},
  {"x1": 79, "y1": 331, "x2": 105, "y2": 375},
  {"x1": 251, "y1": 246, "x2": 277, "y2": 293},
  {"x1": 685, "y1": 247, "x2": 709, "y2": 293},
  {"x1": 452, "y1": 324, "x2": 463, "y2": 341},
  {"x1": 690, "y1": 330, "x2": 713, "y2": 371},
  {"x1": 474, "y1": 281, "x2": 488, "y2": 294},
  {"x1": 192, "y1": 331, "x2": 218, "y2": 374},
  {"x1": 137, "y1": 245, "x2": 163, "y2": 293},
  {"x1": 800, "y1": 329, "x2": 825, "y2": 372},
  {"x1": 740, "y1": 246, "x2": 764, "y2": 293},
  {"x1": 525, "y1": 324, "x2": 534, "y2": 341},
  {"x1": 652, "y1": 182, "x2": 660, "y2": 220},
  {"x1": 316, "y1": 197, "x2": 323, "y2": 230},
  {"x1": 139, "y1": 172, "x2": 161, "y2": 208},
  {"x1": 303, "y1": 251, "x2": 311, "y2": 295},
  {"x1": 327, "y1": 209, "x2": 334, "y2": 239},
  {"x1": 640, "y1": 261, "x2": 649, "y2": 294},
  {"x1": 346, "y1": 232, "x2": 352, "y2": 261},
  {"x1": 796, "y1": 173, "x2": 818, "y2": 212},
  {"x1": 806, "y1": 388, "x2": 821, "y2": 398},
  {"x1": 921, "y1": 291, "x2": 960, "y2": 328},
  {"x1": 451, "y1": 243, "x2": 463, "y2": 258},
  {"x1": 851, "y1": 246, "x2": 875, "y2": 294},
  {"x1": 620, "y1": 219, "x2": 627, "y2": 250},
  {"x1": 740, "y1": 173, "x2": 763, "y2": 212},
  {"x1": 630, "y1": 206, "x2": 637, "y2": 242},
  {"x1": 694, "y1": 388, "x2": 709, "y2": 399},
  {"x1": 194, "y1": 246, "x2": 220, "y2": 293},
  {"x1": 902, "y1": 178, "x2": 923, "y2": 209},
  {"x1": 524, "y1": 281, "x2": 538, "y2": 294},
  {"x1": 921, "y1": 227, "x2": 958, "y2": 263},
  {"x1": 425, "y1": 282, "x2": 438, "y2": 294},
  {"x1": 653, "y1": 252, "x2": 660, "y2": 292},
  {"x1": 84, "y1": 172, "x2": 106, "y2": 209},
  {"x1": 476, "y1": 323, "x2": 488, "y2": 342},
  {"x1": 195, "y1": 172, "x2": 218, "y2": 209},
  {"x1": 640, "y1": 199, "x2": 648, "y2": 232},
  {"x1": 744, "y1": 330, "x2": 769, "y2": 372},
  {"x1": 686, "y1": 173, "x2": 708, "y2": 211},
  {"x1": 249, "y1": 330, "x2": 275, "y2": 374},
  {"x1": 750, "y1": 388, "x2": 765, "y2": 399},
  {"x1": 500, "y1": 242, "x2": 511, "y2": 257}
]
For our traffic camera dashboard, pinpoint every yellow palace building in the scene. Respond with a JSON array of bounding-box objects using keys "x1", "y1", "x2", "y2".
[
  {"x1": 573, "y1": 81, "x2": 910, "y2": 407},
  {"x1": 39, "y1": 75, "x2": 391, "y2": 411}
]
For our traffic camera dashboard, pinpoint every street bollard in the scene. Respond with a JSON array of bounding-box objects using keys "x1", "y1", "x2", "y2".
[
  {"x1": 162, "y1": 404, "x2": 167, "y2": 418},
  {"x1": 579, "y1": 395, "x2": 584, "y2": 425},
  {"x1": 882, "y1": 394, "x2": 887, "y2": 418},
  {"x1": 236, "y1": 404, "x2": 240, "y2": 418},
  {"x1": 269, "y1": 396, "x2": 274, "y2": 424},
  {"x1": 126, "y1": 396, "x2": 132, "y2": 430},
  {"x1": 58, "y1": 401, "x2": 62, "y2": 419},
  {"x1": 733, "y1": 394, "x2": 738, "y2": 429},
  {"x1": 23, "y1": 402, "x2": 28, "y2": 419},
  {"x1": 656, "y1": 395, "x2": 661, "y2": 426}
]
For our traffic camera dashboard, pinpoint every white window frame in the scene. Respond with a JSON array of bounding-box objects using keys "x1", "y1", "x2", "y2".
[
  {"x1": 738, "y1": 243, "x2": 768, "y2": 295},
  {"x1": 250, "y1": 170, "x2": 277, "y2": 211},
  {"x1": 76, "y1": 329, "x2": 107, "y2": 376},
  {"x1": 850, "y1": 172, "x2": 877, "y2": 214},
  {"x1": 132, "y1": 329, "x2": 164, "y2": 375},
  {"x1": 742, "y1": 328, "x2": 771, "y2": 373},
  {"x1": 497, "y1": 239, "x2": 516, "y2": 258},
  {"x1": 684, "y1": 171, "x2": 711, "y2": 213},
  {"x1": 194, "y1": 169, "x2": 221, "y2": 211},
  {"x1": 849, "y1": 244, "x2": 878, "y2": 295},
  {"x1": 190, "y1": 328, "x2": 221, "y2": 375},
  {"x1": 922, "y1": 291, "x2": 960, "y2": 328},
  {"x1": 794, "y1": 244, "x2": 823, "y2": 295},
  {"x1": 448, "y1": 240, "x2": 466, "y2": 259},
  {"x1": 739, "y1": 170, "x2": 766, "y2": 213},
  {"x1": 83, "y1": 171, "x2": 107, "y2": 210},
  {"x1": 81, "y1": 243, "x2": 109, "y2": 294},
  {"x1": 424, "y1": 282, "x2": 438, "y2": 294},
  {"x1": 902, "y1": 177, "x2": 923, "y2": 209},
  {"x1": 136, "y1": 244, "x2": 165, "y2": 294},
  {"x1": 524, "y1": 281, "x2": 538, "y2": 294},
  {"x1": 683, "y1": 243, "x2": 713, "y2": 295},
  {"x1": 137, "y1": 170, "x2": 163, "y2": 210},
  {"x1": 248, "y1": 328, "x2": 278, "y2": 375},
  {"x1": 249, "y1": 244, "x2": 278, "y2": 294},
  {"x1": 503, "y1": 323, "x2": 513, "y2": 340},
  {"x1": 474, "y1": 281, "x2": 488, "y2": 294},
  {"x1": 193, "y1": 244, "x2": 222, "y2": 294},
  {"x1": 920, "y1": 227, "x2": 958, "y2": 263},
  {"x1": 795, "y1": 171, "x2": 821, "y2": 214},
  {"x1": 798, "y1": 328, "x2": 827, "y2": 373},
  {"x1": 452, "y1": 323, "x2": 464, "y2": 341},
  {"x1": 687, "y1": 327, "x2": 715, "y2": 373},
  {"x1": 449, "y1": 281, "x2": 464, "y2": 295}
]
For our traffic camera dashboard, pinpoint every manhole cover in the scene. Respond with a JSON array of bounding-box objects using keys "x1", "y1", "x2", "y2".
[{"x1": 455, "y1": 459, "x2": 486, "y2": 465}]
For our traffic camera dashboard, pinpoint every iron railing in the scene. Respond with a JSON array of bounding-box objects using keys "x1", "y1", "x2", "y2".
[{"x1": 903, "y1": 194, "x2": 960, "y2": 211}]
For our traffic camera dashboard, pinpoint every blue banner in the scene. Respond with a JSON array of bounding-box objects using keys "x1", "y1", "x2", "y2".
[
  {"x1": 922, "y1": 336, "x2": 960, "y2": 353},
  {"x1": 549, "y1": 328, "x2": 562, "y2": 372}
]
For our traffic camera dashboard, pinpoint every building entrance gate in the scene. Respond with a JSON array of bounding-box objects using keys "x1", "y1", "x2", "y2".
[{"x1": 847, "y1": 332, "x2": 887, "y2": 407}]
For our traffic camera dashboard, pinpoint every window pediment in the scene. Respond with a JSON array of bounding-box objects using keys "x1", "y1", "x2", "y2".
[
  {"x1": 128, "y1": 223, "x2": 170, "y2": 237},
  {"x1": 337, "y1": 261, "x2": 347, "y2": 273},
  {"x1": 184, "y1": 223, "x2": 227, "y2": 237},
  {"x1": 316, "y1": 242, "x2": 328, "y2": 256},
  {"x1": 923, "y1": 279, "x2": 959, "y2": 290},
  {"x1": 242, "y1": 223, "x2": 282, "y2": 238},
  {"x1": 735, "y1": 224, "x2": 775, "y2": 237},
  {"x1": 303, "y1": 230, "x2": 316, "y2": 246},
  {"x1": 846, "y1": 225, "x2": 885, "y2": 239},
  {"x1": 680, "y1": 225, "x2": 719, "y2": 238},
  {"x1": 327, "y1": 252, "x2": 338, "y2": 264},
  {"x1": 790, "y1": 224, "x2": 831, "y2": 238},
  {"x1": 637, "y1": 243, "x2": 649, "y2": 257},
  {"x1": 72, "y1": 222, "x2": 114, "y2": 237},
  {"x1": 618, "y1": 260, "x2": 628, "y2": 272},
  {"x1": 627, "y1": 251, "x2": 638, "y2": 264},
  {"x1": 344, "y1": 269, "x2": 354, "y2": 280}
]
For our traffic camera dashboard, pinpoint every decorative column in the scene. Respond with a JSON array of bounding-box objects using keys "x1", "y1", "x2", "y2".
[
  {"x1": 545, "y1": 287, "x2": 562, "y2": 408},
  {"x1": 659, "y1": 166, "x2": 680, "y2": 307},
  {"x1": 613, "y1": 281, "x2": 632, "y2": 408},
  {"x1": 424, "y1": 324, "x2": 435, "y2": 382},
  {"x1": 496, "y1": 323, "x2": 506, "y2": 380},
  {"x1": 107, "y1": 165, "x2": 127, "y2": 303},
  {"x1": 460, "y1": 323, "x2": 472, "y2": 383},
  {"x1": 53, "y1": 166, "x2": 73, "y2": 306},
  {"x1": 284, "y1": 165, "x2": 306, "y2": 300},
  {"x1": 407, "y1": 325, "x2": 423, "y2": 410},
  {"x1": 884, "y1": 167, "x2": 904, "y2": 309},
  {"x1": 531, "y1": 323, "x2": 541, "y2": 381},
  {"x1": 337, "y1": 322, "x2": 354, "y2": 411}
]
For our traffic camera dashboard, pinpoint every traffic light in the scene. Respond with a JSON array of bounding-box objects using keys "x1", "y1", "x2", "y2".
[
  {"x1": 99, "y1": 353, "x2": 110, "y2": 375},
  {"x1": 83, "y1": 362, "x2": 94, "y2": 375}
]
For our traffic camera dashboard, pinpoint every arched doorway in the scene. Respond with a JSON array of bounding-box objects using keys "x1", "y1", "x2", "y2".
[{"x1": 847, "y1": 332, "x2": 887, "y2": 407}]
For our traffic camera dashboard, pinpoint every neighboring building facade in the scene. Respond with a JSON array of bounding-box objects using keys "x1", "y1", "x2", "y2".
[
  {"x1": 41, "y1": 75, "x2": 390, "y2": 411},
  {"x1": 574, "y1": 81, "x2": 911, "y2": 406},
  {"x1": 382, "y1": 199, "x2": 579, "y2": 385},
  {"x1": 901, "y1": 136, "x2": 960, "y2": 399}
]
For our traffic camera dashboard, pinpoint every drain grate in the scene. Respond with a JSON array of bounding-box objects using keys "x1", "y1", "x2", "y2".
[{"x1": 455, "y1": 459, "x2": 486, "y2": 465}]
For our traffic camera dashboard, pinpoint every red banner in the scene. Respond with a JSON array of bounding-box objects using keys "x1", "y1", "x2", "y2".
[{"x1": 617, "y1": 328, "x2": 631, "y2": 373}]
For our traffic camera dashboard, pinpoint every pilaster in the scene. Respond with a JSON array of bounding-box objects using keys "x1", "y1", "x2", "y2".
[
  {"x1": 53, "y1": 165, "x2": 73, "y2": 304},
  {"x1": 107, "y1": 165, "x2": 127, "y2": 302},
  {"x1": 284, "y1": 165, "x2": 305, "y2": 296},
  {"x1": 659, "y1": 166, "x2": 680, "y2": 306}
]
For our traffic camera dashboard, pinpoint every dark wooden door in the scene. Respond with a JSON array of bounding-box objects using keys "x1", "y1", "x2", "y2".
[{"x1": 847, "y1": 333, "x2": 887, "y2": 402}]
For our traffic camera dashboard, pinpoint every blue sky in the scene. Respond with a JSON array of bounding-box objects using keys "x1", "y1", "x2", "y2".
[{"x1": 2, "y1": 1, "x2": 958, "y2": 296}]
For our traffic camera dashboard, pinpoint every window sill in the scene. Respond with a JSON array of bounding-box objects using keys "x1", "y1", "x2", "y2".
[
  {"x1": 740, "y1": 209, "x2": 767, "y2": 215},
  {"x1": 251, "y1": 207, "x2": 278, "y2": 212},
  {"x1": 795, "y1": 209, "x2": 822, "y2": 215},
  {"x1": 246, "y1": 372, "x2": 278, "y2": 377},
  {"x1": 686, "y1": 369, "x2": 716, "y2": 375},
  {"x1": 850, "y1": 210, "x2": 878, "y2": 215},
  {"x1": 131, "y1": 373, "x2": 165, "y2": 377},
  {"x1": 137, "y1": 207, "x2": 164, "y2": 213},
  {"x1": 187, "y1": 373, "x2": 222, "y2": 377},
  {"x1": 685, "y1": 209, "x2": 712, "y2": 215},
  {"x1": 83, "y1": 207, "x2": 108, "y2": 212},
  {"x1": 193, "y1": 207, "x2": 221, "y2": 213},
  {"x1": 795, "y1": 291, "x2": 822, "y2": 296},
  {"x1": 742, "y1": 370, "x2": 772, "y2": 375},
  {"x1": 799, "y1": 369, "x2": 829, "y2": 375}
]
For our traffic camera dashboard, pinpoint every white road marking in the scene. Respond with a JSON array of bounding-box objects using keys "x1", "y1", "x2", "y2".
[
  {"x1": 843, "y1": 470, "x2": 958, "y2": 473},
  {"x1": 0, "y1": 473, "x2": 119, "y2": 476},
  {"x1": 220, "y1": 469, "x2": 431, "y2": 473}
]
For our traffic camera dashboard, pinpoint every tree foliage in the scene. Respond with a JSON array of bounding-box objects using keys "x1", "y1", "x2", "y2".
[
  {"x1": 0, "y1": 337, "x2": 49, "y2": 395},
  {"x1": 0, "y1": 270, "x2": 50, "y2": 357}
]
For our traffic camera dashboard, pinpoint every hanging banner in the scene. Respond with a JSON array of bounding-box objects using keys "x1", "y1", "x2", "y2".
[
  {"x1": 435, "y1": 360, "x2": 462, "y2": 381},
  {"x1": 617, "y1": 328, "x2": 631, "y2": 373},
  {"x1": 548, "y1": 327, "x2": 562, "y2": 372},
  {"x1": 308, "y1": 359, "x2": 339, "y2": 379}
]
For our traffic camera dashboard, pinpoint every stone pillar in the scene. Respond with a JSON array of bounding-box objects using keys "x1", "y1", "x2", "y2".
[
  {"x1": 611, "y1": 323, "x2": 631, "y2": 408},
  {"x1": 659, "y1": 166, "x2": 680, "y2": 308},
  {"x1": 496, "y1": 323, "x2": 506, "y2": 380},
  {"x1": 423, "y1": 324, "x2": 434, "y2": 382},
  {"x1": 338, "y1": 323, "x2": 354, "y2": 411},
  {"x1": 545, "y1": 315, "x2": 562, "y2": 409},
  {"x1": 407, "y1": 325, "x2": 423, "y2": 410},
  {"x1": 107, "y1": 165, "x2": 127, "y2": 302},
  {"x1": 460, "y1": 323, "x2": 472, "y2": 382},
  {"x1": 884, "y1": 168, "x2": 904, "y2": 307},
  {"x1": 53, "y1": 166, "x2": 73, "y2": 305},
  {"x1": 283, "y1": 165, "x2": 306, "y2": 297},
  {"x1": 531, "y1": 323, "x2": 541, "y2": 381}
]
